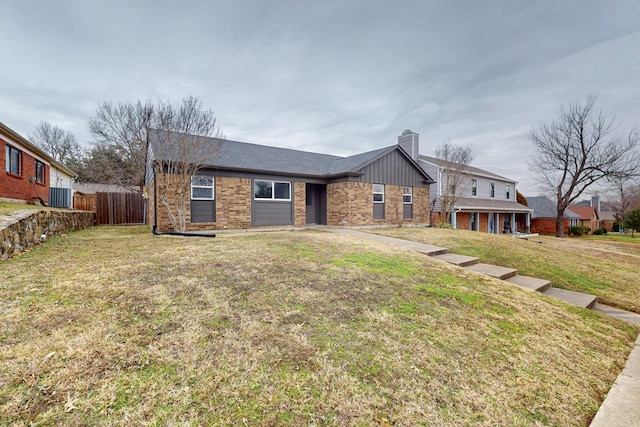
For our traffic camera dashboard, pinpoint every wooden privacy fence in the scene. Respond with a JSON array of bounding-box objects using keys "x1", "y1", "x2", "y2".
[
  {"x1": 95, "y1": 192, "x2": 145, "y2": 225},
  {"x1": 73, "y1": 194, "x2": 96, "y2": 211}
]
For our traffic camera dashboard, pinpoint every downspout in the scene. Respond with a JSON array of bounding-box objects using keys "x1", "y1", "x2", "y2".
[{"x1": 151, "y1": 165, "x2": 214, "y2": 238}]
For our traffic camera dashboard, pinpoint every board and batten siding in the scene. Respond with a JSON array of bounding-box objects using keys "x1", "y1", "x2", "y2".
[{"x1": 354, "y1": 150, "x2": 429, "y2": 187}]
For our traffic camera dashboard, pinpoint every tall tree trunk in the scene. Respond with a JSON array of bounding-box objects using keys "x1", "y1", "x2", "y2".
[{"x1": 556, "y1": 206, "x2": 566, "y2": 238}]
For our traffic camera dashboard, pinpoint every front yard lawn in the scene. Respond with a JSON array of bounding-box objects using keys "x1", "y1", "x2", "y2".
[
  {"x1": 369, "y1": 227, "x2": 640, "y2": 313},
  {"x1": 0, "y1": 226, "x2": 637, "y2": 426}
]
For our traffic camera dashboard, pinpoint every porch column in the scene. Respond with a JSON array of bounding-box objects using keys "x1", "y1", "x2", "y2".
[
  {"x1": 526, "y1": 212, "x2": 531, "y2": 234},
  {"x1": 496, "y1": 213, "x2": 500, "y2": 234},
  {"x1": 511, "y1": 213, "x2": 516, "y2": 235},
  {"x1": 451, "y1": 210, "x2": 457, "y2": 229}
]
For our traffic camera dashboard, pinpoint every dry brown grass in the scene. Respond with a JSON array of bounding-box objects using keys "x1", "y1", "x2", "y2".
[
  {"x1": 0, "y1": 226, "x2": 637, "y2": 426},
  {"x1": 0, "y1": 202, "x2": 65, "y2": 216}
]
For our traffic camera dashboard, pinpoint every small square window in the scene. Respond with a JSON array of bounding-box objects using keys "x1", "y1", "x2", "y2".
[
  {"x1": 403, "y1": 187, "x2": 412, "y2": 204},
  {"x1": 373, "y1": 184, "x2": 384, "y2": 203},
  {"x1": 191, "y1": 176, "x2": 214, "y2": 200}
]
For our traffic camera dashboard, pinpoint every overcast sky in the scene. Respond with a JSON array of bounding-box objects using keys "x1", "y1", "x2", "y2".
[{"x1": 2, "y1": 1, "x2": 639, "y2": 195}]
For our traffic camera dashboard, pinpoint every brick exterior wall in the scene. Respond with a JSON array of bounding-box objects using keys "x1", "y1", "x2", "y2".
[
  {"x1": 327, "y1": 182, "x2": 430, "y2": 227},
  {"x1": 412, "y1": 187, "x2": 430, "y2": 224},
  {"x1": 149, "y1": 175, "x2": 254, "y2": 232},
  {"x1": 327, "y1": 182, "x2": 373, "y2": 226},
  {"x1": 293, "y1": 181, "x2": 306, "y2": 227},
  {"x1": 456, "y1": 212, "x2": 471, "y2": 230},
  {"x1": 213, "y1": 177, "x2": 252, "y2": 230},
  {"x1": 531, "y1": 218, "x2": 570, "y2": 235},
  {"x1": 150, "y1": 174, "x2": 431, "y2": 231},
  {"x1": 1, "y1": 138, "x2": 49, "y2": 204}
]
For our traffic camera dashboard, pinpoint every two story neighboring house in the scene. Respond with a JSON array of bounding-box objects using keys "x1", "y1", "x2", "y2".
[
  {"x1": 397, "y1": 130, "x2": 532, "y2": 234},
  {"x1": 1, "y1": 122, "x2": 75, "y2": 207}
]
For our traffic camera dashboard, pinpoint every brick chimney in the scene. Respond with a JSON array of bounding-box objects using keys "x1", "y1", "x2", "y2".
[{"x1": 398, "y1": 129, "x2": 419, "y2": 160}]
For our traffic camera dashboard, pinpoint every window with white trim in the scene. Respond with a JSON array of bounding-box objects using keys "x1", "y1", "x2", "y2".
[
  {"x1": 490, "y1": 181, "x2": 495, "y2": 198},
  {"x1": 471, "y1": 179, "x2": 477, "y2": 196},
  {"x1": 35, "y1": 160, "x2": 45, "y2": 184},
  {"x1": 191, "y1": 176, "x2": 214, "y2": 200},
  {"x1": 254, "y1": 180, "x2": 291, "y2": 200},
  {"x1": 373, "y1": 184, "x2": 384, "y2": 203},
  {"x1": 403, "y1": 186, "x2": 412, "y2": 204},
  {"x1": 505, "y1": 184, "x2": 511, "y2": 200},
  {"x1": 5, "y1": 144, "x2": 21, "y2": 175}
]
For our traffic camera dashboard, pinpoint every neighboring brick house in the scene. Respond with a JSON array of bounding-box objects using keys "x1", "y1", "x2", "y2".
[
  {"x1": 145, "y1": 129, "x2": 435, "y2": 232},
  {"x1": 412, "y1": 132, "x2": 532, "y2": 234},
  {"x1": 568, "y1": 205, "x2": 600, "y2": 233},
  {"x1": 1, "y1": 122, "x2": 75, "y2": 207},
  {"x1": 572, "y1": 196, "x2": 618, "y2": 231},
  {"x1": 528, "y1": 196, "x2": 580, "y2": 235}
]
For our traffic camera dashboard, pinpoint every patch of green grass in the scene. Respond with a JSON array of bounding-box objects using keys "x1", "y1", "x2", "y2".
[
  {"x1": 414, "y1": 282, "x2": 485, "y2": 308},
  {"x1": 332, "y1": 252, "x2": 418, "y2": 277}
]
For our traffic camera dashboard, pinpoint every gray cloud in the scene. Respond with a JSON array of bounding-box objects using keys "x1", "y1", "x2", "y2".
[{"x1": 1, "y1": 0, "x2": 639, "y2": 195}]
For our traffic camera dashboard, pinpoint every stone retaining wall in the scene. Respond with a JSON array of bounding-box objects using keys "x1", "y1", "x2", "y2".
[{"x1": 0, "y1": 210, "x2": 95, "y2": 260}]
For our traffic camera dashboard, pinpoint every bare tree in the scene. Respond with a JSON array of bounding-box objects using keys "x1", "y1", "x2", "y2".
[
  {"x1": 605, "y1": 176, "x2": 640, "y2": 225},
  {"x1": 88, "y1": 99, "x2": 155, "y2": 190},
  {"x1": 148, "y1": 97, "x2": 223, "y2": 232},
  {"x1": 30, "y1": 121, "x2": 84, "y2": 164},
  {"x1": 528, "y1": 95, "x2": 640, "y2": 237},
  {"x1": 435, "y1": 140, "x2": 475, "y2": 225}
]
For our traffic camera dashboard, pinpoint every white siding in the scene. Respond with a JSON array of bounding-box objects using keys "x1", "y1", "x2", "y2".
[{"x1": 50, "y1": 166, "x2": 73, "y2": 189}]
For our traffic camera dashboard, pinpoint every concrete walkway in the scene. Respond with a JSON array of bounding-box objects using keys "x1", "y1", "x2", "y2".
[{"x1": 322, "y1": 227, "x2": 640, "y2": 427}]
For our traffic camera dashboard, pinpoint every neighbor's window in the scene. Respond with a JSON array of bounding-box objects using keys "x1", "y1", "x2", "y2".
[
  {"x1": 5, "y1": 144, "x2": 21, "y2": 175},
  {"x1": 403, "y1": 186, "x2": 412, "y2": 204},
  {"x1": 191, "y1": 176, "x2": 214, "y2": 200},
  {"x1": 490, "y1": 181, "x2": 495, "y2": 198},
  {"x1": 505, "y1": 184, "x2": 511, "y2": 200},
  {"x1": 471, "y1": 179, "x2": 477, "y2": 196},
  {"x1": 373, "y1": 184, "x2": 385, "y2": 203},
  {"x1": 254, "y1": 180, "x2": 291, "y2": 200},
  {"x1": 449, "y1": 183, "x2": 456, "y2": 195},
  {"x1": 35, "y1": 160, "x2": 45, "y2": 184}
]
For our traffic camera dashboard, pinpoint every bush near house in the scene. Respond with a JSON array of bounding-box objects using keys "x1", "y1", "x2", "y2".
[{"x1": 570, "y1": 225, "x2": 591, "y2": 236}]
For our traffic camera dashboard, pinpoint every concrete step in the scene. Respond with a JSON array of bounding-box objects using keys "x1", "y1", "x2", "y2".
[
  {"x1": 542, "y1": 287, "x2": 598, "y2": 309},
  {"x1": 505, "y1": 275, "x2": 552, "y2": 292},
  {"x1": 432, "y1": 253, "x2": 479, "y2": 267},
  {"x1": 408, "y1": 244, "x2": 449, "y2": 256},
  {"x1": 592, "y1": 303, "x2": 640, "y2": 326},
  {"x1": 466, "y1": 263, "x2": 518, "y2": 280}
]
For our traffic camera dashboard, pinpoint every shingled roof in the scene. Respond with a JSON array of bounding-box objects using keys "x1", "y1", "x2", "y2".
[
  {"x1": 528, "y1": 196, "x2": 580, "y2": 219},
  {"x1": 419, "y1": 155, "x2": 514, "y2": 182},
  {"x1": 147, "y1": 129, "x2": 433, "y2": 180}
]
